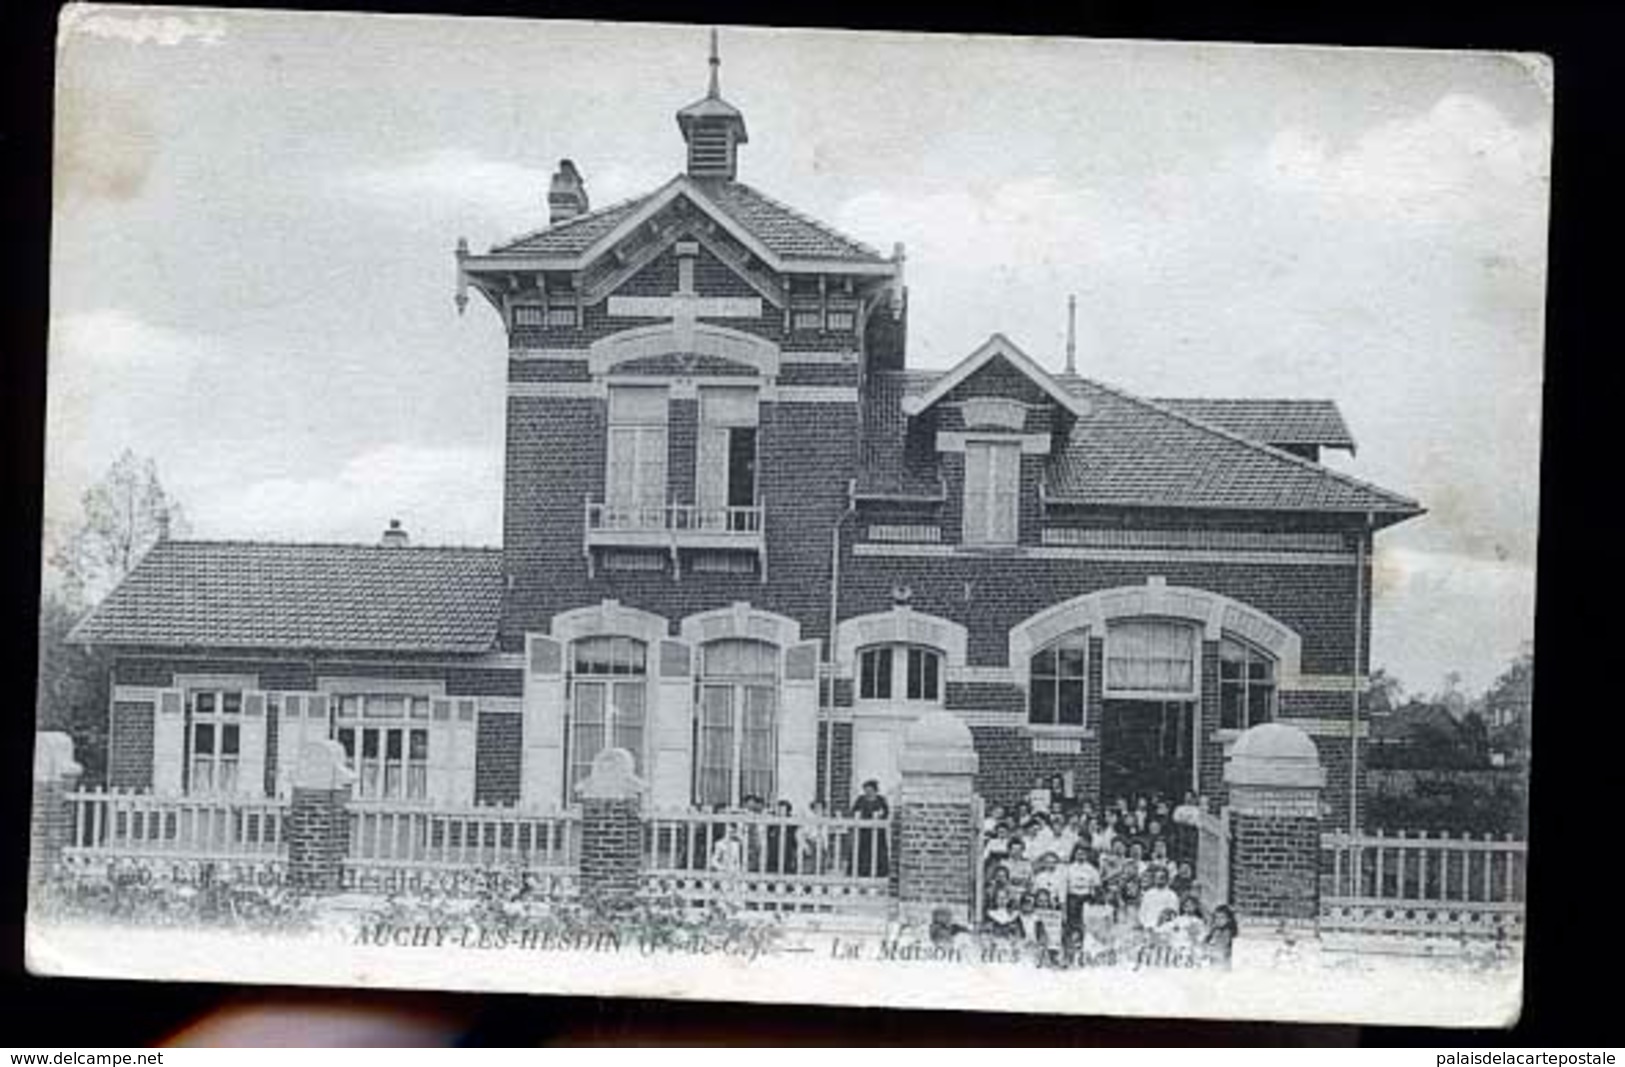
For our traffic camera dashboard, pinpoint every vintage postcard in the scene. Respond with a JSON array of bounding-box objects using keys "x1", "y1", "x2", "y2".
[{"x1": 31, "y1": 7, "x2": 1549, "y2": 1028}]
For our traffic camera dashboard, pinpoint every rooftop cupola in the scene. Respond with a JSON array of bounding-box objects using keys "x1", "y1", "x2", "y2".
[{"x1": 676, "y1": 28, "x2": 748, "y2": 181}]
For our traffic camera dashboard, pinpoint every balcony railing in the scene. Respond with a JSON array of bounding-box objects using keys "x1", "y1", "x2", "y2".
[{"x1": 584, "y1": 501, "x2": 767, "y2": 579}]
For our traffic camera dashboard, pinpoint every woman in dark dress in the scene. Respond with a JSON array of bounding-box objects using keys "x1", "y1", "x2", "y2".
[{"x1": 851, "y1": 779, "x2": 891, "y2": 878}]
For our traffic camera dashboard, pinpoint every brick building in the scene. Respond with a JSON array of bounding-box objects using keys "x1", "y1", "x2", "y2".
[{"x1": 69, "y1": 38, "x2": 1421, "y2": 830}]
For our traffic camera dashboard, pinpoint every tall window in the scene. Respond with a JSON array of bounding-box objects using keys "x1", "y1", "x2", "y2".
[
  {"x1": 567, "y1": 636, "x2": 649, "y2": 798},
  {"x1": 857, "y1": 645, "x2": 942, "y2": 703},
  {"x1": 334, "y1": 694, "x2": 431, "y2": 801},
  {"x1": 696, "y1": 387, "x2": 758, "y2": 531},
  {"x1": 695, "y1": 639, "x2": 778, "y2": 808},
  {"x1": 606, "y1": 385, "x2": 668, "y2": 525},
  {"x1": 1030, "y1": 633, "x2": 1088, "y2": 727},
  {"x1": 187, "y1": 689, "x2": 241, "y2": 794},
  {"x1": 1106, "y1": 620, "x2": 1198, "y2": 696},
  {"x1": 1219, "y1": 638, "x2": 1276, "y2": 730},
  {"x1": 963, "y1": 440, "x2": 1020, "y2": 546}
]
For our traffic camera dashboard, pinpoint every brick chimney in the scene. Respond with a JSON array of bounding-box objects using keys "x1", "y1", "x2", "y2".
[
  {"x1": 379, "y1": 519, "x2": 410, "y2": 548},
  {"x1": 548, "y1": 160, "x2": 589, "y2": 225}
]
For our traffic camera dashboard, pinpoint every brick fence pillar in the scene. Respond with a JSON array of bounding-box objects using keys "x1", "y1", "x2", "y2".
[
  {"x1": 288, "y1": 740, "x2": 355, "y2": 893},
  {"x1": 31, "y1": 732, "x2": 83, "y2": 887},
  {"x1": 895, "y1": 711, "x2": 980, "y2": 927},
  {"x1": 577, "y1": 747, "x2": 645, "y2": 911},
  {"x1": 1223, "y1": 722, "x2": 1326, "y2": 932}
]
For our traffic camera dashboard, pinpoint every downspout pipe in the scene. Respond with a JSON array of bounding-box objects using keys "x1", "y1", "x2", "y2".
[
  {"x1": 824, "y1": 479, "x2": 858, "y2": 809},
  {"x1": 1350, "y1": 513, "x2": 1373, "y2": 834}
]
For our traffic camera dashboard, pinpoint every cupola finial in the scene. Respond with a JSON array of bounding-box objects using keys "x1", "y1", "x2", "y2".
[
  {"x1": 1065, "y1": 293, "x2": 1078, "y2": 376},
  {"x1": 708, "y1": 26, "x2": 721, "y2": 98}
]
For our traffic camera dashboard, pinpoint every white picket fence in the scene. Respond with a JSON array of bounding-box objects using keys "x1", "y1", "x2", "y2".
[
  {"x1": 62, "y1": 787, "x2": 289, "y2": 863},
  {"x1": 642, "y1": 809, "x2": 894, "y2": 918},
  {"x1": 1320, "y1": 829, "x2": 1527, "y2": 941}
]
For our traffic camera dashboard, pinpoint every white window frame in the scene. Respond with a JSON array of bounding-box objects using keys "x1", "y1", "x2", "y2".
[
  {"x1": 1028, "y1": 631, "x2": 1089, "y2": 730},
  {"x1": 1218, "y1": 636, "x2": 1277, "y2": 733},
  {"x1": 605, "y1": 386, "x2": 669, "y2": 522},
  {"x1": 856, "y1": 644, "x2": 943, "y2": 704},
  {"x1": 186, "y1": 688, "x2": 242, "y2": 795},
  {"x1": 1103, "y1": 619, "x2": 1201, "y2": 701},
  {"x1": 694, "y1": 639, "x2": 779, "y2": 809},
  {"x1": 333, "y1": 694, "x2": 432, "y2": 802},
  {"x1": 566, "y1": 636, "x2": 650, "y2": 799},
  {"x1": 963, "y1": 438, "x2": 1021, "y2": 546}
]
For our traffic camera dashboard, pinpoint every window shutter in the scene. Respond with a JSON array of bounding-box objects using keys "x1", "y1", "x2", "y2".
[
  {"x1": 427, "y1": 697, "x2": 455, "y2": 804},
  {"x1": 521, "y1": 635, "x2": 567, "y2": 809},
  {"x1": 152, "y1": 688, "x2": 186, "y2": 796},
  {"x1": 238, "y1": 690, "x2": 268, "y2": 797},
  {"x1": 963, "y1": 444, "x2": 991, "y2": 545},
  {"x1": 695, "y1": 425, "x2": 730, "y2": 516},
  {"x1": 275, "y1": 694, "x2": 307, "y2": 798},
  {"x1": 650, "y1": 639, "x2": 694, "y2": 811},
  {"x1": 777, "y1": 639, "x2": 821, "y2": 811},
  {"x1": 451, "y1": 699, "x2": 478, "y2": 805},
  {"x1": 990, "y1": 443, "x2": 1020, "y2": 545}
]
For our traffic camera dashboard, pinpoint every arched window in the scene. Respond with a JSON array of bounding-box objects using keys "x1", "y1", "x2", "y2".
[
  {"x1": 567, "y1": 636, "x2": 648, "y2": 798},
  {"x1": 1105, "y1": 619, "x2": 1198, "y2": 697},
  {"x1": 857, "y1": 645, "x2": 943, "y2": 703},
  {"x1": 1029, "y1": 632, "x2": 1087, "y2": 727},
  {"x1": 695, "y1": 639, "x2": 778, "y2": 808},
  {"x1": 1219, "y1": 637, "x2": 1276, "y2": 731}
]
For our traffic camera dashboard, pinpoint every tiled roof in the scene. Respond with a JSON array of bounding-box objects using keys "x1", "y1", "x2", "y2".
[
  {"x1": 69, "y1": 540, "x2": 505, "y2": 654},
  {"x1": 701, "y1": 181, "x2": 885, "y2": 262},
  {"x1": 856, "y1": 371, "x2": 946, "y2": 497},
  {"x1": 1153, "y1": 398, "x2": 1357, "y2": 452},
  {"x1": 491, "y1": 195, "x2": 651, "y2": 256},
  {"x1": 492, "y1": 178, "x2": 886, "y2": 263},
  {"x1": 1049, "y1": 377, "x2": 1420, "y2": 515},
  {"x1": 860, "y1": 358, "x2": 1416, "y2": 516}
]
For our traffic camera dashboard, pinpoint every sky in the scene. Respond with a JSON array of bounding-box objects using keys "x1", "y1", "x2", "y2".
[{"x1": 46, "y1": 8, "x2": 1551, "y2": 696}]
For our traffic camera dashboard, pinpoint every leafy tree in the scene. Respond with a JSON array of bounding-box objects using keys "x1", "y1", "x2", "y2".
[{"x1": 39, "y1": 451, "x2": 187, "y2": 783}]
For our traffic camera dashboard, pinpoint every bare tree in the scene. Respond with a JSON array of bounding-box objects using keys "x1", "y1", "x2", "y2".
[
  {"x1": 38, "y1": 451, "x2": 188, "y2": 783},
  {"x1": 48, "y1": 449, "x2": 188, "y2": 609}
]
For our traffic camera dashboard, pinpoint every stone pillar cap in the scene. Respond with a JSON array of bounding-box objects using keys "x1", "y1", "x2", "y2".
[
  {"x1": 294, "y1": 739, "x2": 357, "y2": 790},
  {"x1": 33, "y1": 732, "x2": 82, "y2": 782},
  {"x1": 1224, "y1": 722, "x2": 1326, "y2": 789},
  {"x1": 577, "y1": 747, "x2": 646, "y2": 800},
  {"x1": 899, "y1": 710, "x2": 979, "y2": 777}
]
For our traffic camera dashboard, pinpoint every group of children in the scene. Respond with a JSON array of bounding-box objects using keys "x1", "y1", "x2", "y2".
[{"x1": 973, "y1": 781, "x2": 1237, "y2": 968}]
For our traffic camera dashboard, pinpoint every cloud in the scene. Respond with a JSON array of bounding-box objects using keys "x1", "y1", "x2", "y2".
[
  {"x1": 336, "y1": 150, "x2": 654, "y2": 241},
  {"x1": 193, "y1": 443, "x2": 502, "y2": 547},
  {"x1": 1258, "y1": 93, "x2": 1550, "y2": 251},
  {"x1": 1371, "y1": 546, "x2": 1536, "y2": 694},
  {"x1": 44, "y1": 309, "x2": 212, "y2": 531}
]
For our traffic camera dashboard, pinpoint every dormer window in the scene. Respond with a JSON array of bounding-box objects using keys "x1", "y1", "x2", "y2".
[{"x1": 962, "y1": 439, "x2": 1020, "y2": 546}]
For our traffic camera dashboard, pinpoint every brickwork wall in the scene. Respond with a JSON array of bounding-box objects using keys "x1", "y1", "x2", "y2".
[
  {"x1": 580, "y1": 797, "x2": 643, "y2": 905},
  {"x1": 896, "y1": 798, "x2": 977, "y2": 917},
  {"x1": 287, "y1": 787, "x2": 350, "y2": 891},
  {"x1": 30, "y1": 775, "x2": 79, "y2": 885},
  {"x1": 475, "y1": 711, "x2": 523, "y2": 806},
  {"x1": 1228, "y1": 810, "x2": 1321, "y2": 923},
  {"x1": 108, "y1": 700, "x2": 155, "y2": 791},
  {"x1": 501, "y1": 389, "x2": 857, "y2": 648},
  {"x1": 816, "y1": 720, "x2": 854, "y2": 812},
  {"x1": 112, "y1": 657, "x2": 521, "y2": 697},
  {"x1": 968, "y1": 725, "x2": 1101, "y2": 807}
]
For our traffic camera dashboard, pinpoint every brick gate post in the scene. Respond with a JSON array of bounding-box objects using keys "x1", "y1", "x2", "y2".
[
  {"x1": 31, "y1": 733, "x2": 83, "y2": 887},
  {"x1": 288, "y1": 739, "x2": 355, "y2": 893},
  {"x1": 1222, "y1": 722, "x2": 1326, "y2": 933},
  {"x1": 896, "y1": 711, "x2": 980, "y2": 927},
  {"x1": 576, "y1": 747, "x2": 645, "y2": 912}
]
